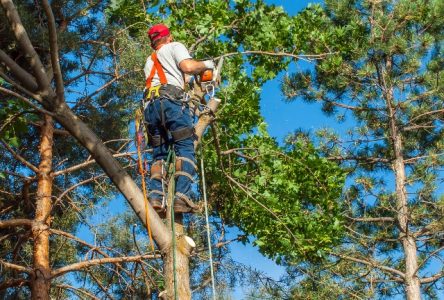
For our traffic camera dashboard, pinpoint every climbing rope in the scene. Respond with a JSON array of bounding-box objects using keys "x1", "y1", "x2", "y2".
[
  {"x1": 165, "y1": 147, "x2": 179, "y2": 300},
  {"x1": 200, "y1": 141, "x2": 217, "y2": 300},
  {"x1": 135, "y1": 109, "x2": 155, "y2": 253}
]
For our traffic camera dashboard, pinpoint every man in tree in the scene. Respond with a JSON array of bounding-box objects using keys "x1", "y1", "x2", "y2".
[{"x1": 144, "y1": 24, "x2": 214, "y2": 213}]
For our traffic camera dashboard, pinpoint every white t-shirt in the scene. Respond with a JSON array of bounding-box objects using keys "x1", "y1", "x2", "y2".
[{"x1": 144, "y1": 42, "x2": 192, "y2": 89}]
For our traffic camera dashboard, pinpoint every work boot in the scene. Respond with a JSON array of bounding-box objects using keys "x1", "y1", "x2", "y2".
[{"x1": 173, "y1": 193, "x2": 199, "y2": 213}]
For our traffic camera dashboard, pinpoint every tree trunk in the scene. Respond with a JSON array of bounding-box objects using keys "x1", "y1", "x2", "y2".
[
  {"x1": 31, "y1": 114, "x2": 54, "y2": 300},
  {"x1": 162, "y1": 215, "x2": 195, "y2": 300},
  {"x1": 384, "y1": 65, "x2": 421, "y2": 299}
]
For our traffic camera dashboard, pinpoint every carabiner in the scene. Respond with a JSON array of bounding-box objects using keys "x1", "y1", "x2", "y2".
[{"x1": 205, "y1": 84, "x2": 215, "y2": 98}]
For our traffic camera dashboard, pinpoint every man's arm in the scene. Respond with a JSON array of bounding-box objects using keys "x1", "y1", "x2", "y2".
[{"x1": 179, "y1": 59, "x2": 214, "y2": 74}]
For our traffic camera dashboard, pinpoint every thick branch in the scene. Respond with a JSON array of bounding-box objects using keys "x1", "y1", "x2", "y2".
[
  {"x1": 420, "y1": 272, "x2": 444, "y2": 284},
  {"x1": 42, "y1": 0, "x2": 64, "y2": 105},
  {"x1": 0, "y1": 218, "x2": 32, "y2": 229},
  {"x1": 0, "y1": 0, "x2": 51, "y2": 90},
  {"x1": 0, "y1": 49, "x2": 38, "y2": 91},
  {"x1": 0, "y1": 259, "x2": 31, "y2": 274},
  {"x1": 0, "y1": 278, "x2": 29, "y2": 291}
]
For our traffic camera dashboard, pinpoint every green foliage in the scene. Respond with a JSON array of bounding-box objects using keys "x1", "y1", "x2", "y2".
[
  {"x1": 0, "y1": 100, "x2": 34, "y2": 147},
  {"x1": 217, "y1": 125, "x2": 345, "y2": 263}
]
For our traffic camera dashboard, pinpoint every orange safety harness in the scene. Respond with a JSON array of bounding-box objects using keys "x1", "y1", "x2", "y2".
[{"x1": 145, "y1": 52, "x2": 167, "y2": 89}]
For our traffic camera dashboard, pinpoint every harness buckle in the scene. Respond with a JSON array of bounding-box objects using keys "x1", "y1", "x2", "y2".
[{"x1": 147, "y1": 85, "x2": 161, "y2": 99}]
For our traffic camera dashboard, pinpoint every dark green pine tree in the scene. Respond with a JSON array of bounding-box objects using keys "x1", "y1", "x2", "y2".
[{"x1": 279, "y1": 0, "x2": 444, "y2": 299}]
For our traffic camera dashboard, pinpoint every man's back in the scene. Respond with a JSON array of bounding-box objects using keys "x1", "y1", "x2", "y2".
[{"x1": 143, "y1": 41, "x2": 191, "y2": 89}]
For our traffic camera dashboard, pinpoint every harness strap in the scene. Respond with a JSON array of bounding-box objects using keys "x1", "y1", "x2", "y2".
[
  {"x1": 146, "y1": 52, "x2": 167, "y2": 88},
  {"x1": 175, "y1": 171, "x2": 195, "y2": 182},
  {"x1": 176, "y1": 156, "x2": 198, "y2": 170},
  {"x1": 171, "y1": 126, "x2": 195, "y2": 142},
  {"x1": 148, "y1": 134, "x2": 166, "y2": 147}
]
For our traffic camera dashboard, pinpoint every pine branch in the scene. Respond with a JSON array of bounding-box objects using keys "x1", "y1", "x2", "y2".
[
  {"x1": 348, "y1": 217, "x2": 395, "y2": 223},
  {"x1": 0, "y1": 86, "x2": 52, "y2": 115},
  {"x1": 51, "y1": 254, "x2": 159, "y2": 278}
]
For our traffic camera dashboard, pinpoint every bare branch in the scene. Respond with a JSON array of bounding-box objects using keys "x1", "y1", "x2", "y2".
[
  {"x1": 216, "y1": 50, "x2": 337, "y2": 62},
  {"x1": 420, "y1": 272, "x2": 444, "y2": 284},
  {"x1": 56, "y1": 284, "x2": 100, "y2": 300},
  {"x1": 0, "y1": 139, "x2": 39, "y2": 173},
  {"x1": 0, "y1": 86, "x2": 53, "y2": 116},
  {"x1": 332, "y1": 253, "x2": 405, "y2": 279},
  {"x1": 348, "y1": 217, "x2": 395, "y2": 223},
  {"x1": 51, "y1": 254, "x2": 159, "y2": 278},
  {"x1": 52, "y1": 151, "x2": 137, "y2": 177}
]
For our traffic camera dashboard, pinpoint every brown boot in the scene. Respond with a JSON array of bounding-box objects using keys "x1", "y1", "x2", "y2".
[{"x1": 173, "y1": 193, "x2": 199, "y2": 213}]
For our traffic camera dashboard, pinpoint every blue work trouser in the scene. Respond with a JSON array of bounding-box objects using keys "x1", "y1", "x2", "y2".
[{"x1": 144, "y1": 97, "x2": 196, "y2": 201}]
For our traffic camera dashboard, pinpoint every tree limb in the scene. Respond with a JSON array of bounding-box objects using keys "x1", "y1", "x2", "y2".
[
  {"x1": 420, "y1": 272, "x2": 444, "y2": 284},
  {"x1": 0, "y1": 259, "x2": 31, "y2": 274},
  {"x1": 0, "y1": 139, "x2": 39, "y2": 173},
  {"x1": 41, "y1": 0, "x2": 65, "y2": 105},
  {"x1": 217, "y1": 50, "x2": 337, "y2": 62},
  {"x1": 0, "y1": 218, "x2": 32, "y2": 229},
  {"x1": 52, "y1": 151, "x2": 137, "y2": 177},
  {"x1": 0, "y1": 0, "x2": 51, "y2": 91},
  {"x1": 332, "y1": 253, "x2": 405, "y2": 279},
  {"x1": 0, "y1": 278, "x2": 29, "y2": 291},
  {"x1": 51, "y1": 254, "x2": 159, "y2": 278},
  {"x1": 0, "y1": 86, "x2": 52, "y2": 116},
  {"x1": 0, "y1": 49, "x2": 38, "y2": 91}
]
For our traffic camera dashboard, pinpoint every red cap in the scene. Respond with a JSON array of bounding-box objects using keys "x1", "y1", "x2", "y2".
[{"x1": 148, "y1": 24, "x2": 170, "y2": 42}]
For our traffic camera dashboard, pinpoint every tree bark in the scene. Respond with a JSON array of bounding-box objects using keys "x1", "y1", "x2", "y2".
[
  {"x1": 384, "y1": 61, "x2": 421, "y2": 300},
  {"x1": 31, "y1": 114, "x2": 53, "y2": 300}
]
